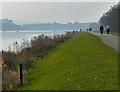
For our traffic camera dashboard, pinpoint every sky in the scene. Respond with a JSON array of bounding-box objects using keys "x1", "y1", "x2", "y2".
[{"x1": 2, "y1": 2, "x2": 118, "y2": 24}]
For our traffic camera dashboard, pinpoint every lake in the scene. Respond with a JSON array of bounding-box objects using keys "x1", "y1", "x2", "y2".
[{"x1": 0, "y1": 30, "x2": 72, "y2": 51}]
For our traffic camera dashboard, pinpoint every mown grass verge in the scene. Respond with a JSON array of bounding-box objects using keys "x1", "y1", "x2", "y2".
[{"x1": 19, "y1": 32, "x2": 118, "y2": 90}]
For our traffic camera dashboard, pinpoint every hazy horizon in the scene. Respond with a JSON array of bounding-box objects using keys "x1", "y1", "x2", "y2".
[{"x1": 2, "y1": 2, "x2": 118, "y2": 25}]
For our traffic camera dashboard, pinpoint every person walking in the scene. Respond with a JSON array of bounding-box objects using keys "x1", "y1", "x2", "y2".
[
  {"x1": 100, "y1": 25, "x2": 104, "y2": 34},
  {"x1": 80, "y1": 29, "x2": 82, "y2": 32},
  {"x1": 106, "y1": 25, "x2": 110, "y2": 34}
]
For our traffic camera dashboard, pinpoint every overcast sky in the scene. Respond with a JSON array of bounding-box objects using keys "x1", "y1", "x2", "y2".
[{"x1": 2, "y1": 2, "x2": 118, "y2": 24}]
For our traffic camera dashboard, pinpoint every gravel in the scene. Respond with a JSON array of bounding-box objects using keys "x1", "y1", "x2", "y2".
[{"x1": 90, "y1": 32, "x2": 120, "y2": 53}]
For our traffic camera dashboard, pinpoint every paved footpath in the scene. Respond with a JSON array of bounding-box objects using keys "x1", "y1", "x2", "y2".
[{"x1": 90, "y1": 32, "x2": 120, "y2": 53}]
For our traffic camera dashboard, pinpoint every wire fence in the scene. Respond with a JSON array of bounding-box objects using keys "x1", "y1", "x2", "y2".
[{"x1": 2, "y1": 62, "x2": 26, "y2": 90}]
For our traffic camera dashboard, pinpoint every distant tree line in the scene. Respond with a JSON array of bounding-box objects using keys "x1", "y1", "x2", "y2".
[
  {"x1": 99, "y1": 2, "x2": 120, "y2": 33},
  {"x1": 0, "y1": 19, "x2": 98, "y2": 31},
  {"x1": 22, "y1": 22, "x2": 90, "y2": 30},
  {"x1": 0, "y1": 19, "x2": 22, "y2": 30}
]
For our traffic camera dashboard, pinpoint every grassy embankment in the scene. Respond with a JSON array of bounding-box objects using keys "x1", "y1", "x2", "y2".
[
  {"x1": 19, "y1": 32, "x2": 118, "y2": 90},
  {"x1": 94, "y1": 30, "x2": 120, "y2": 36}
]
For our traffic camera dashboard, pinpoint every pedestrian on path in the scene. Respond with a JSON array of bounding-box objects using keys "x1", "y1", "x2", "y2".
[
  {"x1": 100, "y1": 25, "x2": 104, "y2": 34},
  {"x1": 80, "y1": 29, "x2": 82, "y2": 32},
  {"x1": 106, "y1": 25, "x2": 110, "y2": 34}
]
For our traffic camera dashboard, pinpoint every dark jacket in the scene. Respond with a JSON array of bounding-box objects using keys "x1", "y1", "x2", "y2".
[{"x1": 100, "y1": 26, "x2": 104, "y2": 31}]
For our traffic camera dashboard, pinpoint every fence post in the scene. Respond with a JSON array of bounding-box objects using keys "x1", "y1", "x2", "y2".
[{"x1": 19, "y1": 64, "x2": 23, "y2": 86}]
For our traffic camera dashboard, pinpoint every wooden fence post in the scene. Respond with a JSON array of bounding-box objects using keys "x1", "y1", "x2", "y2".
[{"x1": 20, "y1": 64, "x2": 23, "y2": 86}]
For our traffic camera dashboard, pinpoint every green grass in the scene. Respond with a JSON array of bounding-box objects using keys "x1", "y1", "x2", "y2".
[
  {"x1": 94, "y1": 30, "x2": 120, "y2": 36},
  {"x1": 19, "y1": 32, "x2": 118, "y2": 90}
]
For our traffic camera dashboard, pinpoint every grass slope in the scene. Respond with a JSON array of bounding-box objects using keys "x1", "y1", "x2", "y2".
[{"x1": 20, "y1": 32, "x2": 118, "y2": 90}]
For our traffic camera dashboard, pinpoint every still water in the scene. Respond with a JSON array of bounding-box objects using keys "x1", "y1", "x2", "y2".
[{"x1": 0, "y1": 30, "x2": 71, "y2": 51}]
